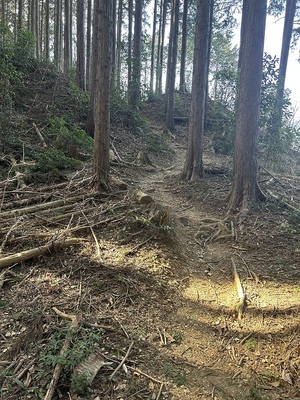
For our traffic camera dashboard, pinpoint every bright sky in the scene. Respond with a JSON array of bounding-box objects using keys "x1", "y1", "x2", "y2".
[
  {"x1": 232, "y1": 13, "x2": 300, "y2": 120},
  {"x1": 264, "y1": 16, "x2": 300, "y2": 119}
]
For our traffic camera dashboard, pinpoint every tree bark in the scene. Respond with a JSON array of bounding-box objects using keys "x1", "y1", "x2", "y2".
[
  {"x1": 165, "y1": 0, "x2": 179, "y2": 132},
  {"x1": 86, "y1": 0, "x2": 92, "y2": 84},
  {"x1": 156, "y1": 0, "x2": 168, "y2": 94},
  {"x1": 227, "y1": 0, "x2": 267, "y2": 215},
  {"x1": 92, "y1": 0, "x2": 112, "y2": 191},
  {"x1": 127, "y1": 0, "x2": 133, "y2": 98},
  {"x1": 179, "y1": 0, "x2": 188, "y2": 93},
  {"x1": 54, "y1": 0, "x2": 62, "y2": 68},
  {"x1": 45, "y1": 0, "x2": 50, "y2": 59},
  {"x1": 64, "y1": 0, "x2": 70, "y2": 72},
  {"x1": 150, "y1": 0, "x2": 158, "y2": 95},
  {"x1": 17, "y1": 0, "x2": 23, "y2": 32},
  {"x1": 129, "y1": 0, "x2": 143, "y2": 108},
  {"x1": 182, "y1": 0, "x2": 212, "y2": 181},
  {"x1": 111, "y1": 0, "x2": 117, "y2": 86},
  {"x1": 116, "y1": 0, "x2": 123, "y2": 89},
  {"x1": 76, "y1": 0, "x2": 85, "y2": 90},
  {"x1": 69, "y1": 0, "x2": 73, "y2": 66}
]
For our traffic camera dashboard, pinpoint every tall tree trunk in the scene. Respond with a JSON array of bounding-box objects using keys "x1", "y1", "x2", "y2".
[
  {"x1": 86, "y1": 0, "x2": 92, "y2": 84},
  {"x1": 39, "y1": 0, "x2": 44, "y2": 57},
  {"x1": 156, "y1": 0, "x2": 167, "y2": 94},
  {"x1": 182, "y1": 0, "x2": 212, "y2": 181},
  {"x1": 165, "y1": 0, "x2": 179, "y2": 132},
  {"x1": 87, "y1": 0, "x2": 100, "y2": 138},
  {"x1": 34, "y1": 0, "x2": 39, "y2": 59},
  {"x1": 228, "y1": 0, "x2": 267, "y2": 215},
  {"x1": 17, "y1": 0, "x2": 23, "y2": 33},
  {"x1": 30, "y1": 0, "x2": 35, "y2": 38},
  {"x1": 69, "y1": 0, "x2": 73, "y2": 66},
  {"x1": 54, "y1": 0, "x2": 62, "y2": 68},
  {"x1": 111, "y1": 0, "x2": 117, "y2": 86},
  {"x1": 275, "y1": 0, "x2": 297, "y2": 127},
  {"x1": 14, "y1": 0, "x2": 17, "y2": 41},
  {"x1": 45, "y1": 0, "x2": 50, "y2": 60},
  {"x1": 150, "y1": 0, "x2": 158, "y2": 94},
  {"x1": 93, "y1": 0, "x2": 112, "y2": 191},
  {"x1": 64, "y1": 0, "x2": 70, "y2": 72},
  {"x1": 116, "y1": 0, "x2": 123, "y2": 89},
  {"x1": 179, "y1": 0, "x2": 188, "y2": 93},
  {"x1": 129, "y1": 0, "x2": 143, "y2": 108},
  {"x1": 27, "y1": 0, "x2": 30, "y2": 30},
  {"x1": 1, "y1": 0, "x2": 5, "y2": 38},
  {"x1": 76, "y1": 0, "x2": 85, "y2": 90},
  {"x1": 127, "y1": 0, "x2": 133, "y2": 96}
]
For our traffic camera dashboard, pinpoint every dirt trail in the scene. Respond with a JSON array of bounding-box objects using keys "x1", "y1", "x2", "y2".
[
  {"x1": 2, "y1": 122, "x2": 300, "y2": 400},
  {"x1": 130, "y1": 124, "x2": 300, "y2": 399}
]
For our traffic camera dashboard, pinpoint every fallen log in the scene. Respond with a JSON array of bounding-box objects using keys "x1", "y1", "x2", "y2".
[
  {"x1": 0, "y1": 238, "x2": 82, "y2": 269},
  {"x1": 134, "y1": 189, "x2": 154, "y2": 205},
  {"x1": 0, "y1": 193, "x2": 99, "y2": 218}
]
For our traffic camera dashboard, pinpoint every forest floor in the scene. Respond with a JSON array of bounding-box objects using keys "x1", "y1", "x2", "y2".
[{"x1": 1, "y1": 103, "x2": 300, "y2": 400}]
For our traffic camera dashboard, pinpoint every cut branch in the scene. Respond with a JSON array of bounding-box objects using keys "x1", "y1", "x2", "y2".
[
  {"x1": 44, "y1": 308, "x2": 81, "y2": 400},
  {"x1": 0, "y1": 238, "x2": 82, "y2": 269}
]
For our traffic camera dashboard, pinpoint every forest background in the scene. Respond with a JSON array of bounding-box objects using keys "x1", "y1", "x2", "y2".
[{"x1": 2, "y1": 1, "x2": 300, "y2": 399}]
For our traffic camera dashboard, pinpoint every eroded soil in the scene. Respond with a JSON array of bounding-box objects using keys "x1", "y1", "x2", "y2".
[{"x1": 1, "y1": 113, "x2": 300, "y2": 400}]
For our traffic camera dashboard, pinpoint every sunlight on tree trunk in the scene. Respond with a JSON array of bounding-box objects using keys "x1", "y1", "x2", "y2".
[
  {"x1": 92, "y1": 0, "x2": 111, "y2": 191},
  {"x1": 227, "y1": 0, "x2": 267, "y2": 216}
]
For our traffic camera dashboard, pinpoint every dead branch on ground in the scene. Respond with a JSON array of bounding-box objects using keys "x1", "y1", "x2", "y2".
[
  {"x1": 0, "y1": 238, "x2": 82, "y2": 269},
  {"x1": 43, "y1": 308, "x2": 81, "y2": 400}
]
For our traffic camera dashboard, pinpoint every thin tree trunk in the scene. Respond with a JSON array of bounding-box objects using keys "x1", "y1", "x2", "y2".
[
  {"x1": 45, "y1": 0, "x2": 50, "y2": 60},
  {"x1": 86, "y1": 0, "x2": 92, "y2": 85},
  {"x1": 127, "y1": 0, "x2": 133, "y2": 97},
  {"x1": 76, "y1": 0, "x2": 85, "y2": 90},
  {"x1": 179, "y1": 0, "x2": 188, "y2": 92},
  {"x1": 1, "y1": 0, "x2": 5, "y2": 40},
  {"x1": 27, "y1": 0, "x2": 30, "y2": 30},
  {"x1": 111, "y1": 0, "x2": 117, "y2": 86},
  {"x1": 18, "y1": 0, "x2": 23, "y2": 33},
  {"x1": 156, "y1": 0, "x2": 167, "y2": 94},
  {"x1": 30, "y1": 0, "x2": 34, "y2": 38},
  {"x1": 275, "y1": 0, "x2": 297, "y2": 127},
  {"x1": 150, "y1": 0, "x2": 158, "y2": 94},
  {"x1": 165, "y1": 0, "x2": 179, "y2": 132},
  {"x1": 64, "y1": 0, "x2": 70, "y2": 72},
  {"x1": 54, "y1": 0, "x2": 61, "y2": 67},
  {"x1": 39, "y1": 0, "x2": 44, "y2": 57},
  {"x1": 69, "y1": 0, "x2": 73, "y2": 66},
  {"x1": 155, "y1": 0, "x2": 162, "y2": 94},
  {"x1": 13, "y1": 0, "x2": 17, "y2": 41},
  {"x1": 35, "y1": 0, "x2": 39, "y2": 59},
  {"x1": 182, "y1": 0, "x2": 212, "y2": 181},
  {"x1": 116, "y1": 0, "x2": 123, "y2": 89},
  {"x1": 129, "y1": 0, "x2": 143, "y2": 108}
]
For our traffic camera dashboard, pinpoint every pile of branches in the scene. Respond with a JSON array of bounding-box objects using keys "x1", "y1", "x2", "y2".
[{"x1": 0, "y1": 169, "x2": 131, "y2": 271}]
